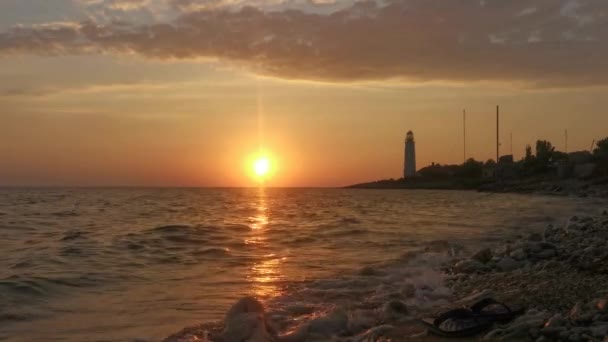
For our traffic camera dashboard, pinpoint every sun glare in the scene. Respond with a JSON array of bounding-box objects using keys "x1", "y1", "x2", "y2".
[{"x1": 253, "y1": 157, "x2": 271, "y2": 178}]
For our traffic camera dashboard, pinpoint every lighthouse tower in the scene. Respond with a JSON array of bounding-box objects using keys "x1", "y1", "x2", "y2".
[{"x1": 404, "y1": 131, "x2": 416, "y2": 178}]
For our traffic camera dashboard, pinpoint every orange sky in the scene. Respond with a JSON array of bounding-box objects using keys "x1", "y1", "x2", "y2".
[{"x1": 1, "y1": 1, "x2": 608, "y2": 187}]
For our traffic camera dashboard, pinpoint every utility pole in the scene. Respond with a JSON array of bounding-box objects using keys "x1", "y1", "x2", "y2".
[
  {"x1": 565, "y1": 130, "x2": 568, "y2": 153},
  {"x1": 463, "y1": 109, "x2": 467, "y2": 164},
  {"x1": 510, "y1": 131, "x2": 513, "y2": 156},
  {"x1": 496, "y1": 105, "x2": 500, "y2": 162}
]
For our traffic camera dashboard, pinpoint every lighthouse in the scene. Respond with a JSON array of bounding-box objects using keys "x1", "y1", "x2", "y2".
[{"x1": 404, "y1": 131, "x2": 416, "y2": 178}]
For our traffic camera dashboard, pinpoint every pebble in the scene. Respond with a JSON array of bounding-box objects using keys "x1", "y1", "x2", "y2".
[
  {"x1": 454, "y1": 259, "x2": 485, "y2": 274},
  {"x1": 472, "y1": 248, "x2": 493, "y2": 263},
  {"x1": 534, "y1": 249, "x2": 556, "y2": 259},
  {"x1": 510, "y1": 248, "x2": 527, "y2": 261},
  {"x1": 497, "y1": 257, "x2": 520, "y2": 272}
]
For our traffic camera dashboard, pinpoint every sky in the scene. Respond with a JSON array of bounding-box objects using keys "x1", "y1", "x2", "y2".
[{"x1": 1, "y1": 0, "x2": 608, "y2": 187}]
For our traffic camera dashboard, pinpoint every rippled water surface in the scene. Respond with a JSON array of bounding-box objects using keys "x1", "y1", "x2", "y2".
[{"x1": 0, "y1": 188, "x2": 605, "y2": 341}]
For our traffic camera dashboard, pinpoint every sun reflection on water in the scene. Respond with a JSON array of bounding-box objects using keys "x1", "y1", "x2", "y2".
[{"x1": 246, "y1": 188, "x2": 284, "y2": 298}]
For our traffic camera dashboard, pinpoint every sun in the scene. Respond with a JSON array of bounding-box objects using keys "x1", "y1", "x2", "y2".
[{"x1": 253, "y1": 157, "x2": 271, "y2": 178}]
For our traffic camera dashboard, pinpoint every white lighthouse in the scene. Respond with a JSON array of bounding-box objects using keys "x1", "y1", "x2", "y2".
[{"x1": 404, "y1": 130, "x2": 416, "y2": 178}]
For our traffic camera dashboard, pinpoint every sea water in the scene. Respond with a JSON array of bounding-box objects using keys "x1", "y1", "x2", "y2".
[{"x1": 0, "y1": 188, "x2": 605, "y2": 341}]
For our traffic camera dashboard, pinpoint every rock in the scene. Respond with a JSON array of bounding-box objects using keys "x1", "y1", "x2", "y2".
[
  {"x1": 535, "y1": 249, "x2": 556, "y2": 259},
  {"x1": 538, "y1": 242, "x2": 557, "y2": 250},
  {"x1": 346, "y1": 310, "x2": 376, "y2": 334},
  {"x1": 543, "y1": 225, "x2": 558, "y2": 239},
  {"x1": 524, "y1": 242, "x2": 543, "y2": 254},
  {"x1": 223, "y1": 297, "x2": 276, "y2": 342},
  {"x1": 510, "y1": 248, "x2": 527, "y2": 261},
  {"x1": 590, "y1": 324, "x2": 608, "y2": 338},
  {"x1": 572, "y1": 216, "x2": 580, "y2": 222},
  {"x1": 473, "y1": 248, "x2": 493, "y2": 263},
  {"x1": 570, "y1": 302, "x2": 595, "y2": 323},
  {"x1": 497, "y1": 257, "x2": 521, "y2": 272},
  {"x1": 603, "y1": 210, "x2": 607, "y2": 216},
  {"x1": 542, "y1": 260, "x2": 560, "y2": 270},
  {"x1": 382, "y1": 300, "x2": 408, "y2": 321},
  {"x1": 528, "y1": 233, "x2": 543, "y2": 242},
  {"x1": 454, "y1": 260, "x2": 485, "y2": 274},
  {"x1": 544, "y1": 314, "x2": 565, "y2": 328},
  {"x1": 541, "y1": 327, "x2": 566, "y2": 338},
  {"x1": 306, "y1": 309, "x2": 349, "y2": 337},
  {"x1": 596, "y1": 298, "x2": 608, "y2": 312},
  {"x1": 401, "y1": 283, "x2": 416, "y2": 298}
]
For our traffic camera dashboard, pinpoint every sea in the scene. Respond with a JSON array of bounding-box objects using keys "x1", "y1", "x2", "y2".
[{"x1": 0, "y1": 188, "x2": 606, "y2": 341}]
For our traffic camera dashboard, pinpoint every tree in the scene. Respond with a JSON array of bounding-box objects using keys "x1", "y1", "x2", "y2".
[
  {"x1": 525, "y1": 145, "x2": 534, "y2": 162},
  {"x1": 594, "y1": 137, "x2": 608, "y2": 175},
  {"x1": 594, "y1": 137, "x2": 608, "y2": 160},
  {"x1": 535, "y1": 140, "x2": 555, "y2": 173},
  {"x1": 455, "y1": 158, "x2": 484, "y2": 179}
]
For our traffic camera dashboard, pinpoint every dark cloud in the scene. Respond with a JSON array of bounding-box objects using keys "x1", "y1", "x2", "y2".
[{"x1": 1, "y1": 0, "x2": 607, "y2": 86}]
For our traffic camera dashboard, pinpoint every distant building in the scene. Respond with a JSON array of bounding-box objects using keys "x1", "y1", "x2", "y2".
[{"x1": 404, "y1": 131, "x2": 416, "y2": 178}]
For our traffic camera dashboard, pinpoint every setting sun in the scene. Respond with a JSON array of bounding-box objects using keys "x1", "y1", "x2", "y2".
[{"x1": 253, "y1": 157, "x2": 271, "y2": 178}]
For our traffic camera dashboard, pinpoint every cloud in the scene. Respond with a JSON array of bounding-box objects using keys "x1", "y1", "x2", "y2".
[
  {"x1": 1, "y1": 0, "x2": 607, "y2": 87},
  {"x1": 79, "y1": 0, "x2": 150, "y2": 11}
]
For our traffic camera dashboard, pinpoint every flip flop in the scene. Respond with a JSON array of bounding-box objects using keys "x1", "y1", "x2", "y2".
[
  {"x1": 420, "y1": 308, "x2": 494, "y2": 337},
  {"x1": 469, "y1": 298, "x2": 525, "y2": 322}
]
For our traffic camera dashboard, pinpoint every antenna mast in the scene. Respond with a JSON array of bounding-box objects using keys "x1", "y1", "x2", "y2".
[
  {"x1": 496, "y1": 105, "x2": 500, "y2": 162},
  {"x1": 463, "y1": 109, "x2": 467, "y2": 163}
]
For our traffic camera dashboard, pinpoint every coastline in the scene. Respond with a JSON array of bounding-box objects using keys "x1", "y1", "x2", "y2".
[
  {"x1": 165, "y1": 201, "x2": 608, "y2": 341},
  {"x1": 347, "y1": 177, "x2": 608, "y2": 199}
]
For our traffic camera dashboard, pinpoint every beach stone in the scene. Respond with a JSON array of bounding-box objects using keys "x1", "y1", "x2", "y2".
[
  {"x1": 473, "y1": 248, "x2": 493, "y2": 263},
  {"x1": 544, "y1": 314, "x2": 565, "y2": 328},
  {"x1": 572, "y1": 216, "x2": 580, "y2": 222},
  {"x1": 595, "y1": 298, "x2": 608, "y2": 312},
  {"x1": 543, "y1": 225, "x2": 558, "y2": 239},
  {"x1": 543, "y1": 260, "x2": 561, "y2": 270},
  {"x1": 223, "y1": 297, "x2": 276, "y2": 342},
  {"x1": 591, "y1": 324, "x2": 608, "y2": 338},
  {"x1": 510, "y1": 248, "x2": 527, "y2": 261},
  {"x1": 306, "y1": 309, "x2": 349, "y2": 337},
  {"x1": 535, "y1": 249, "x2": 556, "y2": 259},
  {"x1": 401, "y1": 283, "x2": 416, "y2": 298},
  {"x1": 529, "y1": 233, "x2": 543, "y2": 242},
  {"x1": 382, "y1": 300, "x2": 408, "y2": 321},
  {"x1": 541, "y1": 327, "x2": 566, "y2": 338},
  {"x1": 570, "y1": 302, "x2": 595, "y2": 323},
  {"x1": 538, "y1": 242, "x2": 557, "y2": 250},
  {"x1": 493, "y1": 244, "x2": 511, "y2": 257},
  {"x1": 346, "y1": 309, "x2": 376, "y2": 334},
  {"x1": 497, "y1": 257, "x2": 521, "y2": 272},
  {"x1": 524, "y1": 242, "x2": 543, "y2": 254},
  {"x1": 454, "y1": 260, "x2": 485, "y2": 274}
]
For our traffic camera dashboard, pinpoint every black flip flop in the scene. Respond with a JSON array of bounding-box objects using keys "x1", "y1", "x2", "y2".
[
  {"x1": 469, "y1": 298, "x2": 525, "y2": 322},
  {"x1": 421, "y1": 308, "x2": 494, "y2": 337}
]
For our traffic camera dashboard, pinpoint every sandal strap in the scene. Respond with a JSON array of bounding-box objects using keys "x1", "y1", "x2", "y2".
[
  {"x1": 433, "y1": 308, "x2": 476, "y2": 326},
  {"x1": 470, "y1": 298, "x2": 511, "y2": 314}
]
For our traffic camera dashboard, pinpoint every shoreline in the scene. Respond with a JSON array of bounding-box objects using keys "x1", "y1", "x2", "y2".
[
  {"x1": 347, "y1": 178, "x2": 608, "y2": 200},
  {"x1": 165, "y1": 203, "x2": 608, "y2": 342}
]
